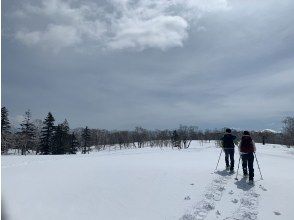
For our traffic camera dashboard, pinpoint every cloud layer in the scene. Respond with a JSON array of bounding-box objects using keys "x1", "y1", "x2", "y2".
[
  {"x1": 2, "y1": 0, "x2": 294, "y2": 130},
  {"x1": 11, "y1": 0, "x2": 229, "y2": 51}
]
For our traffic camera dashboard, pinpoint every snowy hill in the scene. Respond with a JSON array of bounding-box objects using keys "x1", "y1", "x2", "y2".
[
  {"x1": 260, "y1": 129, "x2": 280, "y2": 133},
  {"x1": 2, "y1": 141, "x2": 294, "y2": 220}
]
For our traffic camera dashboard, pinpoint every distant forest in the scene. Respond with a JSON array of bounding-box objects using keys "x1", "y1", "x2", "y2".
[{"x1": 1, "y1": 107, "x2": 294, "y2": 155}]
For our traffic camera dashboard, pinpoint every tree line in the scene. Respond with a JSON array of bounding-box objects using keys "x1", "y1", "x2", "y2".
[{"x1": 1, "y1": 107, "x2": 294, "y2": 155}]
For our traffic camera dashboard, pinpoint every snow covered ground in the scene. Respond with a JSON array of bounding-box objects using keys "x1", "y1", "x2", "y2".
[{"x1": 2, "y1": 141, "x2": 294, "y2": 220}]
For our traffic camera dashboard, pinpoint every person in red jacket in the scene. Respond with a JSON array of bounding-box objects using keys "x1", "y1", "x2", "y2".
[{"x1": 239, "y1": 131, "x2": 256, "y2": 184}]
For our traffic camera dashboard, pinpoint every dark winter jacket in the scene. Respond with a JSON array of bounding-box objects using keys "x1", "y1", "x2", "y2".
[
  {"x1": 221, "y1": 133, "x2": 237, "y2": 149},
  {"x1": 239, "y1": 135, "x2": 256, "y2": 153}
]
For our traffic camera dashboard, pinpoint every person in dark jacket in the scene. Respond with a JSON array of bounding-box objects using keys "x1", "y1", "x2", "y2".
[
  {"x1": 238, "y1": 131, "x2": 256, "y2": 184},
  {"x1": 220, "y1": 128, "x2": 237, "y2": 172}
]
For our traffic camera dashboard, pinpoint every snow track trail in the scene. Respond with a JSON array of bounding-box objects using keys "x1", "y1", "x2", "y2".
[
  {"x1": 223, "y1": 178, "x2": 260, "y2": 220},
  {"x1": 180, "y1": 170, "x2": 233, "y2": 220}
]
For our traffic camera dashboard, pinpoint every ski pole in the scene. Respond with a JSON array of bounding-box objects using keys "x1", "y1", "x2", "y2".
[
  {"x1": 254, "y1": 152, "x2": 264, "y2": 180},
  {"x1": 235, "y1": 156, "x2": 241, "y2": 180},
  {"x1": 214, "y1": 149, "x2": 223, "y2": 172}
]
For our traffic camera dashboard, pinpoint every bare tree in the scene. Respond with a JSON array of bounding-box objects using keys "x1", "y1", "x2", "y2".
[{"x1": 282, "y1": 117, "x2": 294, "y2": 147}]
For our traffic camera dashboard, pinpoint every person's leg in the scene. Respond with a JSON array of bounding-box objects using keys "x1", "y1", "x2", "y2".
[
  {"x1": 241, "y1": 154, "x2": 248, "y2": 175},
  {"x1": 224, "y1": 149, "x2": 229, "y2": 168},
  {"x1": 248, "y1": 153, "x2": 255, "y2": 181},
  {"x1": 229, "y1": 149, "x2": 235, "y2": 171}
]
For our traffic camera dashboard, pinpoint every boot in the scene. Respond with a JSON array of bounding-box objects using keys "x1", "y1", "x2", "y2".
[{"x1": 248, "y1": 179, "x2": 254, "y2": 185}]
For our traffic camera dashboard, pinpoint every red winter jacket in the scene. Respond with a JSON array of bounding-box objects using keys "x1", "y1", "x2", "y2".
[{"x1": 239, "y1": 135, "x2": 256, "y2": 153}]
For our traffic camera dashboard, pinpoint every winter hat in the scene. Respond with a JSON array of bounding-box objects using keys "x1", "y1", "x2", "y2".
[
  {"x1": 243, "y1": 131, "x2": 250, "y2": 136},
  {"x1": 225, "y1": 128, "x2": 231, "y2": 133}
]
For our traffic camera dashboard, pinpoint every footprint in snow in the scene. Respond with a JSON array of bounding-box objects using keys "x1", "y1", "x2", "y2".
[
  {"x1": 205, "y1": 193, "x2": 213, "y2": 199},
  {"x1": 180, "y1": 175, "x2": 231, "y2": 220},
  {"x1": 184, "y1": 196, "x2": 191, "y2": 200},
  {"x1": 228, "y1": 190, "x2": 234, "y2": 195},
  {"x1": 190, "y1": 183, "x2": 194, "y2": 185},
  {"x1": 274, "y1": 211, "x2": 281, "y2": 216},
  {"x1": 217, "y1": 186, "x2": 225, "y2": 192},
  {"x1": 231, "y1": 198, "x2": 238, "y2": 204},
  {"x1": 259, "y1": 185, "x2": 267, "y2": 191},
  {"x1": 223, "y1": 188, "x2": 259, "y2": 220}
]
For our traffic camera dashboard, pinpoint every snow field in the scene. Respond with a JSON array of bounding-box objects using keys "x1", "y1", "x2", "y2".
[{"x1": 2, "y1": 141, "x2": 294, "y2": 220}]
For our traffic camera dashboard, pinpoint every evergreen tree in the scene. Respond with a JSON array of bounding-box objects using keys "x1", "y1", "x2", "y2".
[
  {"x1": 19, "y1": 110, "x2": 36, "y2": 155},
  {"x1": 1, "y1": 107, "x2": 11, "y2": 153},
  {"x1": 51, "y1": 119, "x2": 72, "y2": 155},
  {"x1": 61, "y1": 119, "x2": 69, "y2": 133},
  {"x1": 61, "y1": 119, "x2": 71, "y2": 153},
  {"x1": 1, "y1": 107, "x2": 11, "y2": 132},
  {"x1": 40, "y1": 112, "x2": 55, "y2": 155},
  {"x1": 69, "y1": 132, "x2": 79, "y2": 154},
  {"x1": 82, "y1": 126, "x2": 91, "y2": 154},
  {"x1": 52, "y1": 125, "x2": 65, "y2": 154}
]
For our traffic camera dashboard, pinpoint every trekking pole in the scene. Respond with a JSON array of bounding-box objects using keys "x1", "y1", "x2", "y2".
[
  {"x1": 254, "y1": 152, "x2": 264, "y2": 180},
  {"x1": 214, "y1": 149, "x2": 223, "y2": 172},
  {"x1": 235, "y1": 156, "x2": 241, "y2": 180}
]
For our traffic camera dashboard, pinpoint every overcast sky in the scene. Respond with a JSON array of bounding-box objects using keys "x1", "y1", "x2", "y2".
[{"x1": 2, "y1": 0, "x2": 294, "y2": 130}]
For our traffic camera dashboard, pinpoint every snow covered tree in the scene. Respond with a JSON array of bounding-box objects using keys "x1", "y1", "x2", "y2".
[
  {"x1": 1, "y1": 107, "x2": 12, "y2": 153},
  {"x1": 82, "y1": 126, "x2": 91, "y2": 154},
  {"x1": 40, "y1": 112, "x2": 55, "y2": 154},
  {"x1": 18, "y1": 110, "x2": 37, "y2": 155}
]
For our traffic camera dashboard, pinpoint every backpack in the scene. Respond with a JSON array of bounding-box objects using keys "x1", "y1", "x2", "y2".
[{"x1": 240, "y1": 136, "x2": 254, "y2": 153}]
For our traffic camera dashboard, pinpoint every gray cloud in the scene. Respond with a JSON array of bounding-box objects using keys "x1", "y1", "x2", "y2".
[
  {"x1": 2, "y1": 0, "x2": 294, "y2": 130},
  {"x1": 9, "y1": 0, "x2": 229, "y2": 51}
]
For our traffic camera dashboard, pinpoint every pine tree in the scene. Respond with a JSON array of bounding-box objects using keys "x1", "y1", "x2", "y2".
[
  {"x1": 82, "y1": 126, "x2": 91, "y2": 154},
  {"x1": 61, "y1": 119, "x2": 71, "y2": 153},
  {"x1": 40, "y1": 112, "x2": 55, "y2": 155},
  {"x1": 1, "y1": 107, "x2": 11, "y2": 132},
  {"x1": 52, "y1": 125, "x2": 65, "y2": 154},
  {"x1": 51, "y1": 119, "x2": 73, "y2": 155},
  {"x1": 51, "y1": 119, "x2": 70, "y2": 154},
  {"x1": 69, "y1": 132, "x2": 79, "y2": 154},
  {"x1": 61, "y1": 119, "x2": 69, "y2": 133},
  {"x1": 1, "y1": 107, "x2": 11, "y2": 153},
  {"x1": 18, "y1": 110, "x2": 36, "y2": 155}
]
